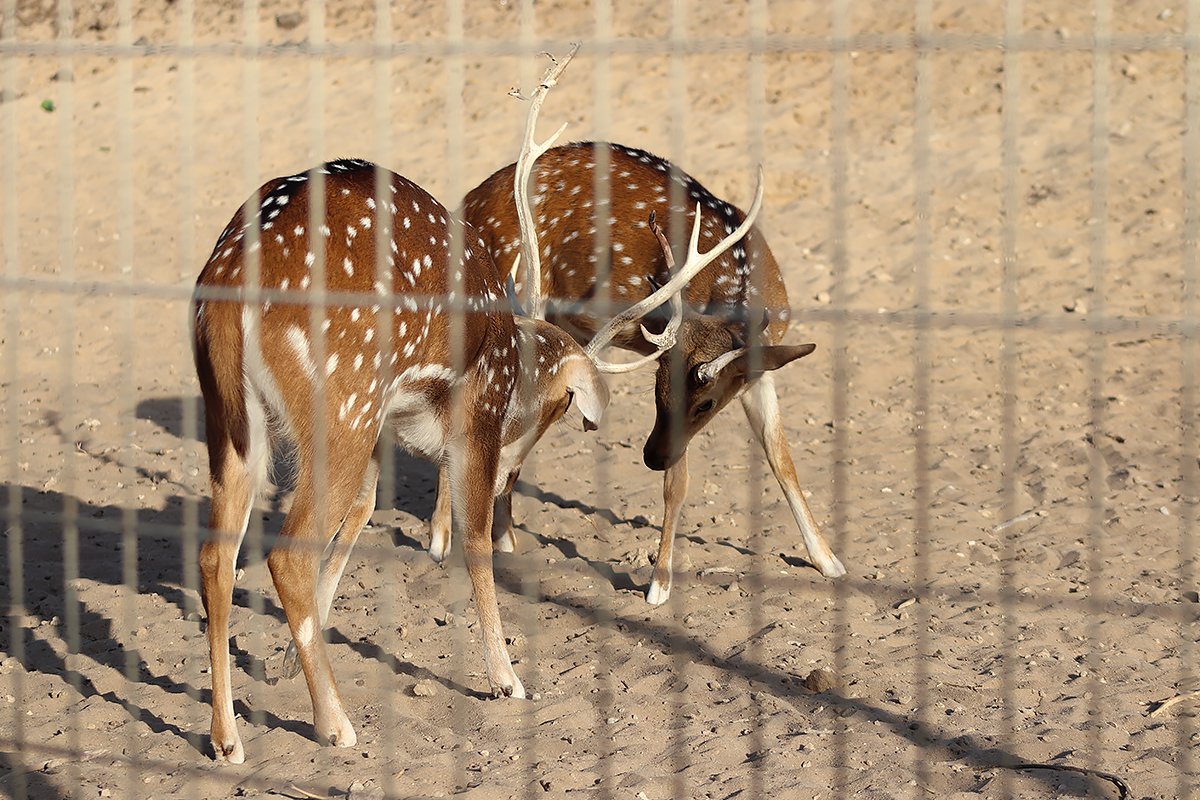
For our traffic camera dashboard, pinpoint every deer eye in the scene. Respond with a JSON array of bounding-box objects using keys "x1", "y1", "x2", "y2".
[{"x1": 695, "y1": 399, "x2": 715, "y2": 415}]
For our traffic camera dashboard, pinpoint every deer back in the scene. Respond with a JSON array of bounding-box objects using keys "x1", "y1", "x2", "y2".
[
  {"x1": 193, "y1": 159, "x2": 601, "y2": 483},
  {"x1": 461, "y1": 142, "x2": 791, "y2": 348}
]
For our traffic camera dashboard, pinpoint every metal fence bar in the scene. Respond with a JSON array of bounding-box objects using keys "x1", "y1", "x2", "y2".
[
  {"x1": 1086, "y1": 0, "x2": 1114, "y2": 788},
  {"x1": 746, "y1": 6, "x2": 770, "y2": 800},
  {"x1": 997, "y1": 1, "x2": 1025, "y2": 797},
  {"x1": 829, "y1": 1, "x2": 852, "y2": 797},
  {"x1": 114, "y1": 0, "x2": 140, "y2": 795},
  {"x1": 0, "y1": 4, "x2": 24, "y2": 798},
  {"x1": 4, "y1": 30, "x2": 1199, "y2": 59},
  {"x1": 1182, "y1": 4, "x2": 1200, "y2": 797},
  {"x1": 53, "y1": 5, "x2": 83, "y2": 799},
  {"x1": 912, "y1": 1, "x2": 935, "y2": 797}
]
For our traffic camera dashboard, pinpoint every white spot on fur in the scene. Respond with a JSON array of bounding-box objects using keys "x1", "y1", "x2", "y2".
[{"x1": 285, "y1": 326, "x2": 316, "y2": 378}]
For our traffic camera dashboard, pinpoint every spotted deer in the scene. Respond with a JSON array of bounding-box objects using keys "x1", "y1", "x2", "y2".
[
  {"x1": 458, "y1": 141, "x2": 846, "y2": 605},
  {"x1": 192, "y1": 159, "x2": 608, "y2": 763}
]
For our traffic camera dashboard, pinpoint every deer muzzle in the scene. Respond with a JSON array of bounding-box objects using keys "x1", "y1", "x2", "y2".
[{"x1": 642, "y1": 423, "x2": 686, "y2": 471}]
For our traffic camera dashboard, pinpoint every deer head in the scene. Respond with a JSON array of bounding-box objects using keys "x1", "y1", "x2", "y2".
[{"x1": 643, "y1": 311, "x2": 816, "y2": 470}]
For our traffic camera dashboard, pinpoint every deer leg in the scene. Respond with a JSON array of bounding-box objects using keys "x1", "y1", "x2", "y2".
[
  {"x1": 435, "y1": 463, "x2": 517, "y2": 557},
  {"x1": 647, "y1": 451, "x2": 689, "y2": 606},
  {"x1": 282, "y1": 447, "x2": 381, "y2": 680},
  {"x1": 492, "y1": 490, "x2": 516, "y2": 553},
  {"x1": 740, "y1": 372, "x2": 845, "y2": 578},
  {"x1": 267, "y1": 446, "x2": 373, "y2": 748},
  {"x1": 199, "y1": 430, "x2": 265, "y2": 764},
  {"x1": 429, "y1": 465, "x2": 452, "y2": 562},
  {"x1": 449, "y1": 444, "x2": 524, "y2": 698}
]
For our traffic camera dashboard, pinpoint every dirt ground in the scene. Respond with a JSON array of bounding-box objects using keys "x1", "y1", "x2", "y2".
[{"x1": 1, "y1": 1, "x2": 1198, "y2": 798}]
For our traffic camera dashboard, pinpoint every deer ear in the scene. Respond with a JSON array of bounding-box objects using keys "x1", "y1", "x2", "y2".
[
  {"x1": 722, "y1": 343, "x2": 816, "y2": 380},
  {"x1": 566, "y1": 359, "x2": 609, "y2": 432}
]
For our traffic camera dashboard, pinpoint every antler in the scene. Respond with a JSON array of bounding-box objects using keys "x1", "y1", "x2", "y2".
[
  {"x1": 639, "y1": 210, "x2": 684, "y2": 351},
  {"x1": 582, "y1": 165, "x2": 766, "y2": 374},
  {"x1": 696, "y1": 308, "x2": 770, "y2": 383},
  {"x1": 512, "y1": 43, "x2": 580, "y2": 320}
]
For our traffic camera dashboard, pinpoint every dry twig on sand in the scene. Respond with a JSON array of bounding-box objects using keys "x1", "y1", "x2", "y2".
[
  {"x1": 1147, "y1": 688, "x2": 1200, "y2": 718},
  {"x1": 983, "y1": 762, "x2": 1129, "y2": 800}
]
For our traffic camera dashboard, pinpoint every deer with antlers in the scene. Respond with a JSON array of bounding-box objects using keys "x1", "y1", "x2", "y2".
[
  {"x1": 192, "y1": 159, "x2": 608, "y2": 762},
  {"x1": 448, "y1": 57, "x2": 844, "y2": 605}
]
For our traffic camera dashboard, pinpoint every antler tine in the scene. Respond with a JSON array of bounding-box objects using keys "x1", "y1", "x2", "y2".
[
  {"x1": 513, "y1": 42, "x2": 580, "y2": 320},
  {"x1": 586, "y1": 214, "x2": 681, "y2": 375},
  {"x1": 584, "y1": 164, "x2": 765, "y2": 373},
  {"x1": 638, "y1": 211, "x2": 683, "y2": 351},
  {"x1": 505, "y1": 268, "x2": 527, "y2": 317}
]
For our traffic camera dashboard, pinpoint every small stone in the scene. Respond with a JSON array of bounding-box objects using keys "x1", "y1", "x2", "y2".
[
  {"x1": 347, "y1": 779, "x2": 385, "y2": 800},
  {"x1": 276, "y1": 12, "x2": 303, "y2": 29},
  {"x1": 412, "y1": 679, "x2": 437, "y2": 697},
  {"x1": 804, "y1": 668, "x2": 843, "y2": 694}
]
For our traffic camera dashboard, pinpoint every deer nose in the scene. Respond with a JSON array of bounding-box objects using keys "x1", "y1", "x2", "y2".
[
  {"x1": 643, "y1": 447, "x2": 668, "y2": 471},
  {"x1": 643, "y1": 436, "x2": 677, "y2": 471}
]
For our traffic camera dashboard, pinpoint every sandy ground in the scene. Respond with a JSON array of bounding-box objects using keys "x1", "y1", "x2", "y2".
[{"x1": 1, "y1": 1, "x2": 1198, "y2": 798}]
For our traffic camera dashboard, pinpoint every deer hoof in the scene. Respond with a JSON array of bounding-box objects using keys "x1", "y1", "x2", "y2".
[
  {"x1": 320, "y1": 717, "x2": 358, "y2": 749},
  {"x1": 428, "y1": 538, "x2": 450, "y2": 563},
  {"x1": 493, "y1": 529, "x2": 516, "y2": 553},
  {"x1": 281, "y1": 642, "x2": 302, "y2": 679},
  {"x1": 213, "y1": 735, "x2": 245, "y2": 765},
  {"x1": 645, "y1": 578, "x2": 671, "y2": 606},
  {"x1": 495, "y1": 675, "x2": 526, "y2": 699},
  {"x1": 819, "y1": 554, "x2": 847, "y2": 579}
]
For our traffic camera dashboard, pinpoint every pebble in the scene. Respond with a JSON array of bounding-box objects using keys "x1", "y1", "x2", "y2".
[
  {"x1": 804, "y1": 669, "x2": 843, "y2": 694},
  {"x1": 347, "y1": 779, "x2": 385, "y2": 800}
]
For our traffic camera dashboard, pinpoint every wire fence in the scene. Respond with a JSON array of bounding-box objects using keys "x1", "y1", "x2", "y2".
[{"x1": 1, "y1": 1, "x2": 1197, "y2": 798}]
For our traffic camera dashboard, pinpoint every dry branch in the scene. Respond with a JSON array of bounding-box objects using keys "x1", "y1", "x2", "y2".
[
  {"x1": 1147, "y1": 687, "x2": 1200, "y2": 717},
  {"x1": 984, "y1": 762, "x2": 1129, "y2": 800}
]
